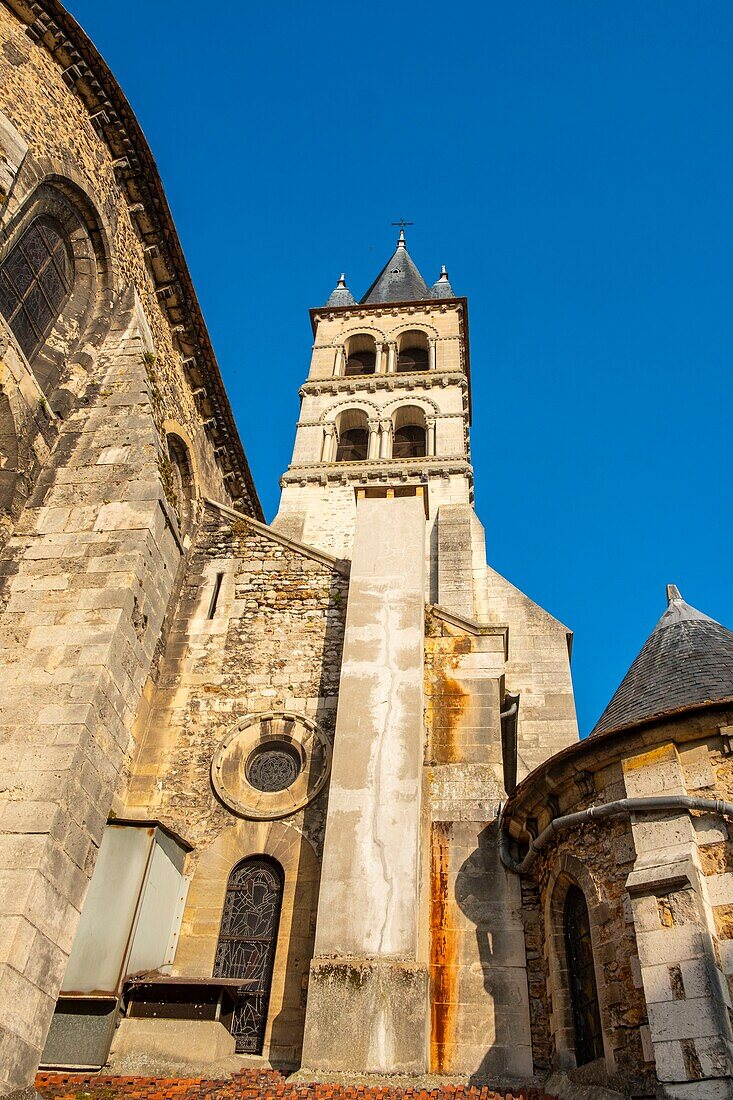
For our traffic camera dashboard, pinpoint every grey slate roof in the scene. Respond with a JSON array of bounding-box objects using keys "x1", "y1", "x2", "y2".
[
  {"x1": 360, "y1": 231, "x2": 431, "y2": 304},
  {"x1": 325, "y1": 274, "x2": 356, "y2": 307},
  {"x1": 591, "y1": 585, "x2": 733, "y2": 737},
  {"x1": 431, "y1": 265, "x2": 454, "y2": 299}
]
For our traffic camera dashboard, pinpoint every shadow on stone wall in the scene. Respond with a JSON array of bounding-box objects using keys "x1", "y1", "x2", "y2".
[{"x1": 268, "y1": 574, "x2": 347, "y2": 1070}]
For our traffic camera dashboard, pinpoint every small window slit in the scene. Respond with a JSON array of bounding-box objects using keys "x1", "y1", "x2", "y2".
[{"x1": 208, "y1": 572, "x2": 224, "y2": 619}]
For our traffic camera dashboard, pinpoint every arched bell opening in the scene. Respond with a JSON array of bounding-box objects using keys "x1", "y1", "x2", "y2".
[
  {"x1": 335, "y1": 408, "x2": 369, "y2": 462},
  {"x1": 396, "y1": 329, "x2": 429, "y2": 372},
  {"x1": 344, "y1": 333, "x2": 377, "y2": 376},
  {"x1": 392, "y1": 405, "x2": 427, "y2": 459}
]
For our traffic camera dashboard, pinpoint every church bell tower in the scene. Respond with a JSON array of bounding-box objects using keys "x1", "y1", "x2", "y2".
[
  {"x1": 273, "y1": 229, "x2": 473, "y2": 599},
  {"x1": 280, "y1": 231, "x2": 578, "y2": 1077}
]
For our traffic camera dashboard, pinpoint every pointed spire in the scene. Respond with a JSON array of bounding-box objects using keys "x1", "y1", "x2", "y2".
[
  {"x1": 591, "y1": 584, "x2": 733, "y2": 736},
  {"x1": 325, "y1": 273, "x2": 356, "y2": 308},
  {"x1": 360, "y1": 235, "x2": 430, "y2": 305},
  {"x1": 430, "y1": 263, "x2": 455, "y2": 299}
]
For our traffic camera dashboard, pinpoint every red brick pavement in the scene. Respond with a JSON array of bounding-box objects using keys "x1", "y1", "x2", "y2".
[{"x1": 36, "y1": 1070, "x2": 557, "y2": 1100}]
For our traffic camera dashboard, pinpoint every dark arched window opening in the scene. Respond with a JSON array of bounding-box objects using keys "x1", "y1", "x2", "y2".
[
  {"x1": 393, "y1": 424, "x2": 426, "y2": 459},
  {"x1": 166, "y1": 433, "x2": 195, "y2": 536},
  {"x1": 564, "y1": 885, "x2": 604, "y2": 1066},
  {"x1": 345, "y1": 350, "x2": 376, "y2": 376},
  {"x1": 213, "y1": 857, "x2": 284, "y2": 1054},
  {"x1": 397, "y1": 345, "x2": 428, "y2": 372},
  {"x1": 0, "y1": 217, "x2": 74, "y2": 366},
  {"x1": 336, "y1": 427, "x2": 368, "y2": 462}
]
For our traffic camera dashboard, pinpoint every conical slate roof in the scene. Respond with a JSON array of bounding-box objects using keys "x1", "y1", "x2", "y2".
[
  {"x1": 591, "y1": 585, "x2": 733, "y2": 737},
  {"x1": 325, "y1": 273, "x2": 356, "y2": 307},
  {"x1": 431, "y1": 265, "x2": 454, "y2": 299},
  {"x1": 360, "y1": 231, "x2": 430, "y2": 304}
]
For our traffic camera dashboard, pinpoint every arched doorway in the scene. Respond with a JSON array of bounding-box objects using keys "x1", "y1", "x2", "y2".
[{"x1": 213, "y1": 857, "x2": 284, "y2": 1053}]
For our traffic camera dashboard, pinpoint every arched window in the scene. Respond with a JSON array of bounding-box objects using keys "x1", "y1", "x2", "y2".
[
  {"x1": 396, "y1": 330, "x2": 429, "y2": 372},
  {"x1": 166, "y1": 433, "x2": 195, "y2": 536},
  {"x1": 344, "y1": 334, "x2": 377, "y2": 376},
  {"x1": 392, "y1": 405, "x2": 427, "y2": 459},
  {"x1": 213, "y1": 857, "x2": 284, "y2": 1054},
  {"x1": 335, "y1": 409, "x2": 369, "y2": 462},
  {"x1": 0, "y1": 217, "x2": 74, "y2": 366},
  {"x1": 564, "y1": 885, "x2": 604, "y2": 1066}
]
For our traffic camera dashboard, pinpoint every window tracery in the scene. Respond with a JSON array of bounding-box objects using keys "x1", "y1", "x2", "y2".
[
  {"x1": 213, "y1": 857, "x2": 283, "y2": 1053},
  {"x1": 0, "y1": 217, "x2": 73, "y2": 365}
]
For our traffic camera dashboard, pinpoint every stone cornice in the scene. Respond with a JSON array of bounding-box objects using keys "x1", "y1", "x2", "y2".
[
  {"x1": 280, "y1": 456, "x2": 474, "y2": 491},
  {"x1": 300, "y1": 370, "x2": 467, "y2": 398},
  {"x1": 3, "y1": 0, "x2": 263, "y2": 519}
]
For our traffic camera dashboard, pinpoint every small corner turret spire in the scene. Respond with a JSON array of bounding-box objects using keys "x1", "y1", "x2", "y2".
[
  {"x1": 325, "y1": 272, "x2": 356, "y2": 308},
  {"x1": 431, "y1": 263, "x2": 454, "y2": 299}
]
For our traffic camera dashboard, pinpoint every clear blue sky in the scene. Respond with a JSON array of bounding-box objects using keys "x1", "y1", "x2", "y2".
[{"x1": 67, "y1": 0, "x2": 733, "y2": 736}]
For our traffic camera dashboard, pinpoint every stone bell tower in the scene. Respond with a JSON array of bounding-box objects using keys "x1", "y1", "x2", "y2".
[
  {"x1": 273, "y1": 229, "x2": 474, "y2": 596},
  {"x1": 281, "y1": 232, "x2": 578, "y2": 1078}
]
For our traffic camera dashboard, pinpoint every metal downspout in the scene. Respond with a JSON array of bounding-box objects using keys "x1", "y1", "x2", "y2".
[{"x1": 498, "y1": 795, "x2": 733, "y2": 875}]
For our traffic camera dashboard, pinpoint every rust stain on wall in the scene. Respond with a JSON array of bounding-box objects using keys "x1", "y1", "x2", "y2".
[
  {"x1": 426, "y1": 635, "x2": 471, "y2": 765},
  {"x1": 430, "y1": 821, "x2": 457, "y2": 1073}
]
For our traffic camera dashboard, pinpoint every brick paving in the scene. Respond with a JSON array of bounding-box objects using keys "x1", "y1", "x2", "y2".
[{"x1": 36, "y1": 1070, "x2": 557, "y2": 1100}]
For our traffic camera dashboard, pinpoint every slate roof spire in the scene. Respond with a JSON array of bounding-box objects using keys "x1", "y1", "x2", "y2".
[
  {"x1": 360, "y1": 228, "x2": 431, "y2": 305},
  {"x1": 325, "y1": 273, "x2": 356, "y2": 307},
  {"x1": 591, "y1": 585, "x2": 733, "y2": 737},
  {"x1": 431, "y1": 264, "x2": 454, "y2": 299}
]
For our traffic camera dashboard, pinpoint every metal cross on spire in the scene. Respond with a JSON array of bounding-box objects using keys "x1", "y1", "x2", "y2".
[{"x1": 391, "y1": 219, "x2": 413, "y2": 233}]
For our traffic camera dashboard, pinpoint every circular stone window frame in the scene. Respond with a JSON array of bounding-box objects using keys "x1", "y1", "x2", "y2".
[{"x1": 211, "y1": 711, "x2": 332, "y2": 821}]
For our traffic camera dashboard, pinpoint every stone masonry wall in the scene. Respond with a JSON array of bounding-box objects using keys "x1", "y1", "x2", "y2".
[
  {"x1": 0, "y1": 5, "x2": 258, "y2": 1092},
  {"x1": 121, "y1": 503, "x2": 348, "y2": 1066}
]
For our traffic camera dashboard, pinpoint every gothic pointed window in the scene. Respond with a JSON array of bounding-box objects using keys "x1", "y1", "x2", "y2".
[
  {"x1": 0, "y1": 217, "x2": 74, "y2": 366},
  {"x1": 213, "y1": 857, "x2": 284, "y2": 1054},
  {"x1": 564, "y1": 885, "x2": 604, "y2": 1066}
]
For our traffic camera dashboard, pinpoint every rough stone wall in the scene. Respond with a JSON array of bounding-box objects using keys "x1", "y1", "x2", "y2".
[
  {"x1": 524, "y1": 811, "x2": 653, "y2": 1095},
  {"x1": 122, "y1": 503, "x2": 348, "y2": 1066},
  {"x1": 0, "y1": 5, "x2": 239, "y2": 513},
  {"x1": 511, "y1": 715, "x2": 733, "y2": 1099},
  {"x1": 0, "y1": 5, "x2": 258, "y2": 1092}
]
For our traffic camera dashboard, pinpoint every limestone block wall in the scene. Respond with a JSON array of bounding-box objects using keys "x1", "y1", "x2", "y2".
[
  {"x1": 122, "y1": 503, "x2": 348, "y2": 1066},
  {"x1": 0, "y1": 310, "x2": 183, "y2": 1093},
  {"x1": 508, "y1": 711, "x2": 733, "y2": 1099},
  {"x1": 424, "y1": 613, "x2": 534, "y2": 1082},
  {"x1": 482, "y1": 566, "x2": 578, "y2": 774},
  {"x1": 0, "y1": 4, "x2": 260, "y2": 1091}
]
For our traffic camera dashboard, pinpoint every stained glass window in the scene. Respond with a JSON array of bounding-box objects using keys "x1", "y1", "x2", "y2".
[
  {"x1": 0, "y1": 218, "x2": 73, "y2": 365},
  {"x1": 564, "y1": 885, "x2": 604, "y2": 1066},
  {"x1": 247, "y1": 741, "x2": 301, "y2": 792},
  {"x1": 213, "y1": 858, "x2": 283, "y2": 1054}
]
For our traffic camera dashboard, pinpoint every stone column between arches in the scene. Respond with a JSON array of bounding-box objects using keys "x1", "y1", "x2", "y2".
[{"x1": 301, "y1": 494, "x2": 429, "y2": 1074}]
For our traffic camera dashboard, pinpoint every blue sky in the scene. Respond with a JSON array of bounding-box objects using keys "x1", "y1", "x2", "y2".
[{"x1": 68, "y1": 0, "x2": 733, "y2": 736}]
